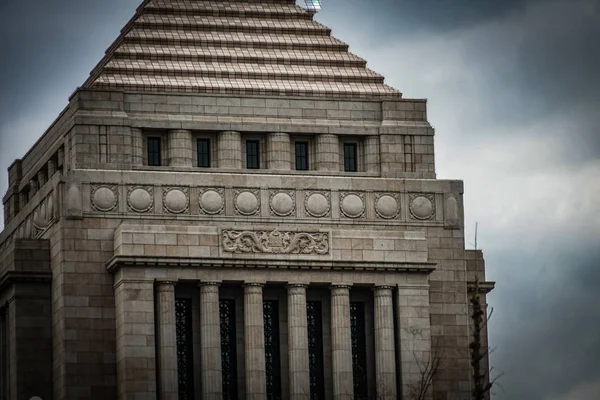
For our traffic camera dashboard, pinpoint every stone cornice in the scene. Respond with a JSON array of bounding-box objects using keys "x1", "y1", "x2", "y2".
[
  {"x1": 106, "y1": 255, "x2": 436, "y2": 274},
  {"x1": 467, "y1": 281, "x2": 495, "y2": 294}
]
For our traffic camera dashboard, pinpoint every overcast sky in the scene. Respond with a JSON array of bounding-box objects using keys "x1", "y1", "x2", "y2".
[{"x1": 0, "y1": 0, "x2": 599, "y2": 398}]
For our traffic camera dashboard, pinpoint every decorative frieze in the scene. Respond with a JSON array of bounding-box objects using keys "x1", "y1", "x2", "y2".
[
  {"x1": 222, "y1": 230, "x2": 329, "y2": 255},
  {"x1": 304, "y1": 191, "x2": 331, "y2": 218},
  {"x1": 374, "y1": 193, "x2": 400, "y2": 219},
  {"x1": 199, "y1": 187, "x2": 225, "y2": 215},
  {"x1": 128, "y1": 186, "x2": 154, "y2": 213},
  {"x1": 163, "y1": 187, "x2": 189, "y2": 214},
  {"x1": 340, "y1": 192, "x2": 365, "y2": 219},
  {"x1": 269, "y1": 190, "x2": 295, "y2": 217},
  {"x1": 234, "y1": 188, "x2": 260, "y2": 216},
  {"x1": 91, "y1": 185, "x2": 118, "y2": 212},
  {"x1": 409, "y1": 194, "x2": 435, "y2": 220}
]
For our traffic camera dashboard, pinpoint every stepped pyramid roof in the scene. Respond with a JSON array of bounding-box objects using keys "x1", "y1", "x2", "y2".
[{"x1": 83, "y1": 0, "x2": 402, "y2": 99}]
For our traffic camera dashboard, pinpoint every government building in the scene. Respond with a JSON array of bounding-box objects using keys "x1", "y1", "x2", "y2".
[{"x1": 0, "y1": 1, "x2": 493, "y2": 399}]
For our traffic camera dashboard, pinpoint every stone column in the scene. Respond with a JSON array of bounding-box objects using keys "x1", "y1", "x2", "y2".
[
  {"x1": 316, "y1": 134, "x2": 339, "y2": 171},
  {"x1": 131, "y1": 128, "x2": 143, "y2": 165},
  {"x1": 218, "y1": 131, "x2": 242, "y2": 169},
  {"x1": 287, "y1": 284, "x2": 310, "y2": 399},
  {"x1": 156, "y1": 281, "x2": 179, "y2": 400},
  {"x1": 168, "y1": 129, "x2": 193, "y2": 167},
  {"x1": 29, "y1": 179, "x2": 38, "y2": 196},
  {"x1": 364, "y1": 135, "x2": 381, "y2": 174},
  {"x1": 199, "y1": 281, "x2": 223, "y2": 400},
  {"x1": 267, "y1": 132, "x2": 291, "y2": 170},
  {"x1": 57, "y1": 146, "x2": 65, "y2": 172},
  {"x1": 37, "y1": 171, "x2": 46, "y2": 188},
  {"x1": 373, "y1": 286, "x2": 397, "y2": 399},
  {"x1": 47, "y1": 159, "x2": 56, "y2": 177},
  {"x1": 19, "y1": 192, "x2": 28, "y2": 209},
  {"x1": 330, "y1": 284, "x2": 353, "y2": 399},
  {"x1": 244, "y1": 282, "x2": 267, "y2": 399}
]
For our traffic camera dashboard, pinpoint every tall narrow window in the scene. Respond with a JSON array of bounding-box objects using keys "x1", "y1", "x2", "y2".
[
  {"x1": 175, "y1": 298, "x2": 194, "y2": 400},
  {"x1": 307, "y1": 301, "x2": 325, "y2": 400},
  {"x1": 147, "y1": 137, "x2": 162, "y2": 166},
  {"x1": 263, "y1": 300, "x2": 281, "y2": 400},
  {"x1": 344, "y1": 143, "x2": 358, "y2": 172},
  {"x1": 350, "y1": 302, "x2": 368, "y2": 399},
  {"x1": 246, "y1": 140, "x2": 260, "y2": 169},
  {"x1": 197, "y1": 139, "x2": 211, "y2": 168},
  {"x1": 220, "y1": 299, "x2": 238, "y2": 400},
  {"x1": 295, "y1": 142, "x2": 309, "y2": 171}
]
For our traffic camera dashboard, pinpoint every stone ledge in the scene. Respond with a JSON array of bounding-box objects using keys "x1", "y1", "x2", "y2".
[{"x1": 106, "y1": 255, "x2": 436, "y2": 274}]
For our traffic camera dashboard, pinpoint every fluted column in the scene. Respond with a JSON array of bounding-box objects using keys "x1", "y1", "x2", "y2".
[
  {"x1": 244, "y1": 282, "x2": 267, "y2": 399},
  {"x1": 287, "y1": 284, "x2": 310, "y2": 399},
  {"x1": 156, "y1": 281, "x2": 179, "y2": 400},
  {"x1": 364, "y1": 135, "x2": 381, "y2": 174},
  {"x1": 168, "y1": 129, "x2": 193, "y2": 167},
  {"x1": 218, "y1": 131, "x2": 242, "y2": 169},
  {"x1": 199, "y1": 281, "x2": 223, "y2": 400},
  {"x1": 330, "y1": 284, "x2": 353, "y2": 399},
  {"x1": 267, "y1": 132, "x2": 291, "y2": 170},
  {"x1": 316, "y1": 134, "x2": 339, "y2": 171},
  {"x1": 373, "y1": 286, "x2": 397, "y2": 399}
]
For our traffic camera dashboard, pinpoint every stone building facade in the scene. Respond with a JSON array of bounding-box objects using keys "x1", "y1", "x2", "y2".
[{"x1": 0, "y1": 1, "x2": 493, "y2": 399}]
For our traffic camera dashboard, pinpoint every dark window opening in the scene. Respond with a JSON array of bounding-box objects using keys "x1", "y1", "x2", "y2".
[
  {"x1": 350, "y1": 302, "x2": 368, "y2": 399},
  {"x1": 295, "y1": 142, "x2": 309, "y2": 171},
  {"x1": 344, "y1": 143, "x2": 358, "y2": 172},
  {"x1": 220, "y1": 299, "x2": 238, "y2": 400},
  {"x1": 246, "y1": 140, "x2": 260, "y2": 169},
  {"x1": 175, "y1": 298, "x2": 194, "y2": 400},
  {"x1": 307, "y1": 301, "x2": 325, "y2": 400},
  {"x1": 148, "y1": 137, "x2": 162, "y2": 166},
  {"x1": 197, "y1": 139, "x2": 211, "y2": 168},
  {"x1": 264, "y1": 300, "x2": 282, "y2": 400}
]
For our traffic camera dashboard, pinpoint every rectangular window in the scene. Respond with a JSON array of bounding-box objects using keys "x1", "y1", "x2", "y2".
[
  {"x1": 147, "y1": 137, "x2": 162, "y2": 166},
  {"x1": 197, "y1": 139, "x2": 211, "y2": 168},
  {"x1": 246, "y1": 140, "x2": 260, "y2": 169},
  {"x1": 344, "y1": 143, "x2": 357, "y2": 172},
  {"x1": 263, "y1": 300, "x2": 281, "y2": 400},
  {"x1": 220, "y1": 299, "x2": 238, "y2": 400},
  {"x1": 307, "y1": 301, "x2": 325, "y2": 400},
  {"x1": 295, "y1": 142, "x2": 309, "y2": 171},
  {"x1": 350, "y1": 302, "x2": 368, "y2": 399},
  {"x1": 175, "y1": 298, "x2": 194, "y2": 400}
]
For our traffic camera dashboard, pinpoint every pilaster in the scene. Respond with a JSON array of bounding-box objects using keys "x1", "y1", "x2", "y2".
[
  {"x1": 267, "y1": 132, "x2": 291, "y2": 170},
  {"x1": 168, "y1": 129, "x2": 193, "y2": 167},
  {"x1": 218, "y1": 131, "x2": 242, "y2": 169},
  {"x1": 156, "y1": 281, "x2": 179, "y2": 400},
  {"x1": 316, "y1": 134, "x2": 339, "y2": 171}
]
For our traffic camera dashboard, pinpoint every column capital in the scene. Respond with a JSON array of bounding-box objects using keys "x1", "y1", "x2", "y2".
[
  {"x1": 330, "y1": 284, "x2": 351, "y2": 297},
  {"x1": 286, "y1": 283, "x2": 309, "y2": 289},
  {"x1": 156, "y1": 280, "x2": 177, "y2": 292},
  {"x1": 242, "y1": 282, "x2": 265, "y2": 288},
  {"x1": 373, "y1": 285, "x2": 395, "y2": 293},
  {"x1": 197, "y1": 280, "x2": 221, "y2": 287}
]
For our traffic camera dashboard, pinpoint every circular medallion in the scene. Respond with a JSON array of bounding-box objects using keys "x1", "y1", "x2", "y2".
[
  {"x1": 410, "y1": 195, "x2": 435, "y2": 220},
  {"x1": 305, "y1": 193, "x2": 330, "y2": 217},
  {"x1": 164, "y1": 189, "x2": 188, "y2": 214},
  {"x1": 92, "y1": 187, "x2": 117, "y2": 212},
  {"x1": 235, "y1": 191, "x2": 259, "y2": 216},
  {"x1": 129, "y1": 188, "x2": 153, "y2": 213},
  {"x1": 341, "y1": 194, "x2": 364, "y2": 218},
  {"x1": 375, "y1": 195, "x2": 399, "y2": 219},
  {"x1": 200, "y1": 190, "x2": 224, "y2": 215},
  {"x1": 270, "y1": 192, "x2": 294, "y2": 217}
]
